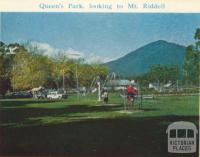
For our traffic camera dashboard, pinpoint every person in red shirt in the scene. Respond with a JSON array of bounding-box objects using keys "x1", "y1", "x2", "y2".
[{"x1": 127, "y1": 84, "x2": 137, "y2": 101}]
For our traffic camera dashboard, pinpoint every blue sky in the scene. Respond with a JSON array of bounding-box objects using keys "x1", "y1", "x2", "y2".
[{"x1": 1, "y1": 13, "x2": 200, "y2": 62}]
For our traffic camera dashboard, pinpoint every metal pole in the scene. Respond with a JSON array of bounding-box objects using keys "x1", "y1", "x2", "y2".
[
  {"x1": 62, "y1": 69, "x2": 65, "y2": 90},
  {"x1": 76, "y1": 65, "x2": 78, "y2": 89},
  {"x1": 97, "y1": 82, "x2": 101, "y2": 101},
  {"x1": 124, "y1": 88, "x2": 126, "y2": 110},
  {"x1": 140, "y1": 93, "x2": 143, "y2": 109},
  {"x1": 12, "y1": 65, "x2": 15, "y2": 91},
  {"x1": 76, "y1": 64, "x2": 79, "y2": 99},
  {"x1": 176, "y1": 80, "x2": 179, "y2": 92}
]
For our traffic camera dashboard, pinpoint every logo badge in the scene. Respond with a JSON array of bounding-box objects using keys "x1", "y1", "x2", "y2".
[{"x1": 166, "y1": 121, "x2": 198, "y2": 153}]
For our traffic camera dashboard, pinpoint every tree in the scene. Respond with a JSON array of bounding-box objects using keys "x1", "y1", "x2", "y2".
[
  {"x1": 183, "y1": 28, "x2": 200, "y2": 85},
  {"x1": 1, "y1": 41, "x2": 109, "y2": 92},
  {"x1": 51, "y1": 56, "x2": 109, "y2": 89},
  {"x1": 194, "y1": 28, "x2": 200, "y2": 40},
  {"x1": 11, "y1": 50, "x2": 53, "y2": 90},
  {"x1": 0, "y1": 42, "x2": 13, "y2": 96},
  {"x1": 0, "y1": 54, "x2": 11, "y2": 96},
  {"x1": 76, "y1": 63, "x2": 108, "y2": 87},
  {"x1": 51, "y1": 54, "x2": 76, "y2": 89},
  {"x1": 135, "y1": 64, "x2": 180, "y2": 87}
]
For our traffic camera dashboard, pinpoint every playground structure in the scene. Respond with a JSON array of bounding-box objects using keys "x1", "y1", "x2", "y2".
[
  {"x1": 119, "y1": 85, "x2": 143, "y2": 110},
  {"x1": 89, "y1": 73, "x2": 145, "y2": 110},
  {"x1": 18, "y1": 71, "x2": 159, "y2": 111},
  {"x1": 88, "y1": 72, "x2": 199, "y2": 109}
]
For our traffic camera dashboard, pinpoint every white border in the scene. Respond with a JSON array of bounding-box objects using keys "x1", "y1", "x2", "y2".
[{"x1": 0, "y1": 0, "x2": 200, "y2": 13}]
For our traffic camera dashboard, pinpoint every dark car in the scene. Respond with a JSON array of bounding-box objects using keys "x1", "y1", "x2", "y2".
[{"x1": 6, "y1": 91, "x2": 32, "y2": 99}]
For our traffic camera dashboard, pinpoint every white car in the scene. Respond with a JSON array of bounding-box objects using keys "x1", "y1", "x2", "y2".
[{"x1": 47, "y1": 91, "x2": 63, "y2": 99}]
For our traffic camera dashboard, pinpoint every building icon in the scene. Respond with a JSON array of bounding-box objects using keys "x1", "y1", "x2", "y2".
[{"x1": 166, "y1": 121, "x2": 198, "y2": 153}]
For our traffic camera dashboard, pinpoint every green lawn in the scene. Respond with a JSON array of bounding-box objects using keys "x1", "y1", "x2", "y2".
[{"x1": 0, "y1": 93, "x2": 199, "y2": 157}]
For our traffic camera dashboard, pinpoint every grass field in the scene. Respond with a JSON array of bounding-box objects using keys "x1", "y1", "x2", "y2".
[{"x1": 0, "y1": 93, "x2": 199, "y2": 157}]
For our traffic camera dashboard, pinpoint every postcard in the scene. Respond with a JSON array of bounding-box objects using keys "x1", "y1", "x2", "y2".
[{"x1": 0, "y1": 0, "x2": 199, "y2": 157}]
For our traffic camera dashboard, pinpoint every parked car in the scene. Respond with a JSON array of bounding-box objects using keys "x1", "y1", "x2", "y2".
[
  {"x1": 47, "y1": 90, "x2": 67, "y2": 99},
  {"x1": 6, "y1": 91, "x2": 32, "y2": 99}
]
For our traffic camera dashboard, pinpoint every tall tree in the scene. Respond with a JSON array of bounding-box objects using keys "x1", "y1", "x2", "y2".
[
  {"x1": 183, "y1": 28, "x2": 200, "y2": 85},
  {"x1": 11, "y1": 50, "x2": 53, "y2": 90},
  {"x1": 51, "y1": 54, "x2": 75, "y2": 89},
  {"x1": 0, "y1": 42, "x2": 13, "y2": 96}
]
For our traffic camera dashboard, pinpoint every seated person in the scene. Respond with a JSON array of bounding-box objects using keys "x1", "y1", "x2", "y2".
[{"x1": 101, "y1": 90, "x2": 108, "y2": 103}]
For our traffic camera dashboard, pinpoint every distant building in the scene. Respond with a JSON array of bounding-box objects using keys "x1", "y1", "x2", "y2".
[{"x1": 105, "y1": 79, "x2": 137, "y2": 91}]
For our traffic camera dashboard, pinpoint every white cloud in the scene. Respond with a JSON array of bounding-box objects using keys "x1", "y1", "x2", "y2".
[
  {"x1": 25, "y1": 41, "x2": 63, "y2": 57},
  {"x1": 24, "y1": 41, "x2": 113, "y2": 63},
  {"x1": 64, "y1": 48, "x2": 84, "y2": 59},
  {"x1": 86, "y1": 53, "x2": 112, "y2": 63}
]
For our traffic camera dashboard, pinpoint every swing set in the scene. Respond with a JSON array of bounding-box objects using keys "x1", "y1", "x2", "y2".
[
  {"x1": 120, "y1": 88, "x2": 143, "y2": 111},
  {"x1": 89, "y1": 73, "x2": 146, "y2": 111}
]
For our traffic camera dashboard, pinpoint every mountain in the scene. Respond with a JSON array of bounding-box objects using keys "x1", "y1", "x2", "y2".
[{"x1": 106, "y1": 40, "x2": 185, "y2": 76}]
